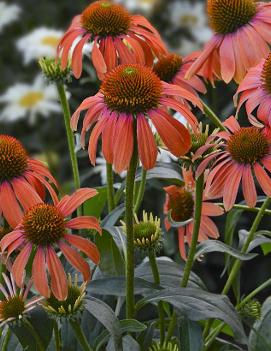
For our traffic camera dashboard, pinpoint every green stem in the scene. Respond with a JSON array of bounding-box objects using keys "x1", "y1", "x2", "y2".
[
  {"x1": 56, "y1": 84, "x2": 81, "y2": 194},
  {"x1": 53, "y1": 320, "x2": 61, "y2": 351},
  {"x1": 217, "y1": 203, "x2": 271, "y2": 216},
  {"x1": 166, "y1": 174, "x2": 205, "y2": 342},
  {"x1": 70, "y1": 319, "x2": 93, "y2": 351},
  {"x1": 181, "y1": 174, "x2": 205, "y2": 287},
  {"x1": 134, "y1": 169, "x2": 147, "y2": 213},
  {"x1": 125, "y1": 121, "x2": 138, "y2": 319},
  {"x1": 106, "y1": 163, "x2": 116, "y2": 212},
  {"x1": 2, "y1": 328, "x2": 11, "y2": 351},
  {"x1": 148, "y1": 249, "x2": 165, "y2": 344},
  {"x1": 24, "y1": 319, "x2": 45, "y2": 351},
  {"x1": 202, "y1": 101, "x2": 226, "y2": 131}
]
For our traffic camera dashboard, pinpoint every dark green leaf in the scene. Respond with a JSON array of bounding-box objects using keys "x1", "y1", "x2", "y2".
[
  {"x1": 102, "y1": 204, "x2": 125, "y2": 227},
  {"x1": 180, "y1": 318, "x2": 204, "y2": 351},
  {"x1": 119, "y1": 319, "x2": 147, "y2": 333},
  {"x1": 83, "y1": 186, "x2": 107, "y2": 218},
  {"x1": 136, "y1": 288, "x2": 247, "y2": 344}
]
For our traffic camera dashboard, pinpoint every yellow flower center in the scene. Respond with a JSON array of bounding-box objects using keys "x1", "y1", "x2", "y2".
[
  {"x1": 207, "y1": 0, "x2": 256, "y2": 34},
  {"x1": 228, "y1": 127, "x2": 269, "y2": 164},
  {"x1": 0, "y1": 296, "x2": 25, "y2": 320},
  {"x1": 41, "y1": 36, "x2": 60, "y2": 48},
  {"x1": 262, "y1": 53, "x2": 271, "y2": 94},
  {"x1": 81, "y1": 1, "x2": 131, "y2": 37},
  {"x1": 167, "y1": 186, "x2": 194, "y2": 222},
  {"x1": 101, "y1": 64, "x2": 162, "y2": 113},
  {"x1": 153, "y1": 54, "x2": 183, "y2": 83},
  {"x1": 0, "y1": 135, "x2": 28, "y2": 182},
  {"x1": 19, "y1": 92, "x2": 44, "y2": 108},
  {"x1": 23, "y1": 204, "x2": 65, "y2": 246}
]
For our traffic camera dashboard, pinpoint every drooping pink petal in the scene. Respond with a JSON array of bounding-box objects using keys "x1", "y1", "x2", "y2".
[
  {"x1": 223, "y1": 116, "x2": 240, "y2": 133},
  {"x1": 254, "y1": 163, "x2": 271, "y2": 197},
  {"x1": 219, "y1": 34, "x2": 235, "y2": 83},
  {"x1": 60, "y1": 29, "x2": 84, "y2": 70},
  {"x1": 223, "y1": 164, "x2": 243, "y2": 211},
  {"x1": 101, "y1": 113, "x2": 117, "y2": 164},
  {"x1": 65, "y1": 233, "x2": 100, "y2": 264},
  {"x1": 7, "y1": 236, "x2": 25, "y2": 258},
  {"x1": 32, "y1": 247, "x2": 50, "y2": 298},
  {"x1": 200, "y1": 216, "x2": 219, "y2": 239},
  {"x1": 137, "y1": 113, "x2": 157, "y2": 170},
  {"x1": 92, "y1": 39, "x2": 107, "y2": 79},
  {"x1": 0, "y1": 229, "x2": 24, "y2": 252},
  {"x1": 72, "y1": 34, "x2": 91, "y2": 79},
  {"x1": 12, "y1": 177, "x2": 42, "y2": 211},
  {"x1": 115, "y1": 37, "x2": 136, "y2": 64},
  {"x1": 81, "y1": 103, "x2": 105, "y2": 147},
  {"x1": 29, "y1": 172, "x2": 59, "y2": 205},
  {"x1": 88, "y1": 114, "x2": 108, "y2": 165},
  {"x1": 242, "y1": 165, "x2": 257, "y2": 208},
  {"x1": 46, "y1": 246, "x2": 68, "y2": 300},
  {"x1": 12, "y1": 243, "x2": 32, "y2": 287},
  {"x1": 103, "y1": 36, "x2": 117, "y2": 70},
  {"x1": 58, "y1": 188, "x2": 98, "y2": 217},
  {"x1": 59, "y1": 241, "x2": 91, "y2": 281},
  {"x1": 202, "y1": 202, "x2": 224, "y2": 216},
  {"x1": 65, "y1": 216, "x2": 101, "y2": 234},
  {"x1": 0, "y1": 182, "x2": 23, "y2": 228},
  {"x1": 27, "y1": 159, "x2": 58, "y2": 187}
]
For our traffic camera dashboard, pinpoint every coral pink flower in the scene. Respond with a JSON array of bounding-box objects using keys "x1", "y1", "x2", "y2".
[
  {"x1": 71, "y1": 64, "x2": 202, "y2": 173},
  {"x1": 197, "y1": 116, "x2": 271, "y2": 211},
  {"x1": 235, "y1": 53, "x2": 271, "y2": 137},
  {"x1": 164, "y1": 169, "x2": 223, "y2": 260},
  {"x1": 0, "y1": 135, "x2": 58, "y2": 228},
  {"x1": 0, "y1": 188, "x2": 101, "y2": 301},
  {"x1": 153, "y1": 52, "x2": 207, "y2": 98},
  {"x1": 57, "y1": 1, "x2": 166, "y2": 79},
  {"x1": 186, "y1": 0, "x2": 271, "y2": 84}
]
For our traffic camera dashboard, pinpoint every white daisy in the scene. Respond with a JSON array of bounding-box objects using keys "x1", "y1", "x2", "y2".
[
  {"x1": 169, "y1": 1, "x2": 212, "y2": 44},
  {"x1": 115, "y1": 0, "x2": 158, "y2": 13},
  {"x1": 0, "y1": 2, "x2": 20, "y2": 32},
  {"x1": 0, "y1": 75, "x2": 61, "y2": 123},
  {"x1": 16, "y1": 27, "x2": 64, "y2": 64}
]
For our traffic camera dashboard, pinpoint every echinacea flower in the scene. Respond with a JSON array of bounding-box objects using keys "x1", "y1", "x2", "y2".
[
  {"x1": 186, "y1": 0, "x2": 271, "y2": 84},
  {"x1": 0, "y1": 134, "x2": 58, "y2": 228},
  {"x1": 1, "y1": 188, "x2": 101, "y2": 300},
  {"x1": 0, "y1": 2, "x2": 20, "y2": 33},
  {"x1": 72, "y1": 64, "x2": 202, "y2": 173},
  {"x1": 197, "y1": 116, "x2": 271, "y2": 211},
  {"x1": 153, "y1": 52, "x2": 207, "y2": 99},
  {"x1": 164, "y1": 168, "x2": 223, "y2": 260},
  {"x1": 0, "y1": 75, "x2": 61, "y2": 123},
  {"x1": 0, "y1": 273, "x2": 42, "y2": 328},
  {"x1": 16, "y1": 28, "x2": 64, "y2": 65},
  {"x1": 57, "y1": 0, "x2": 167, "y2": 79},
  {"x1": 235, "y1": 53, "x2": 271, "y2": 137}
]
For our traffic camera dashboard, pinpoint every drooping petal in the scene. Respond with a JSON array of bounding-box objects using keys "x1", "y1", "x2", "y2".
[
  {"x1": 12, "y1": 243, "x2": 32, "y2": 287},
  {"x1": 223, "y1": 164, "x2": 243, "y2": 211},
  {"x1": 0, "y1": 229, "x2": 24, "y2": 252},
  {"x1": 65, "y1": 233, "x2": 100, "y2": 264},
  {"x1": 137, "y1": 114, "x2": 157, "y2": 170},
  {"x1": 32, "y1": 247, "x2": 50, "y2": 298},
  {"x1": 0, "y1": 182, "x2": 23, "y2": 228},
  {"x1": 12, "y1": 177, "x2": 42, "y2": 211},
  {"x1": 242, "y1": 165, "x2": 257, "y2": 208},
  {"x1": 46, "y1": 246, "x2": 67, "y2": 300},
  {"x1": 219, "y1": 34, "x2": 235, "y2": 83},
  {"x1": 65, "y1": 216, "x2": 101, "y2": 234},
  {"x1": 92, "y1": 39, "x2": 107, "y2": 79},
  {"x1": 72, "y1": 34, "x2": 91, "y2": 79},
  {"x1": 254, "y1": 163, "x2": 271, "y2": 197}
]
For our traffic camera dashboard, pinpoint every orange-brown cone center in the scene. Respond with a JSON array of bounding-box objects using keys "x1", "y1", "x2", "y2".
[
  {"x1": 207, "y1": 0, "x2": 256, "y2": 34},
  {"x1": 153, "y1": 54, "x2": 183, "y2": 83},
  {"x1": 167, "y1": 186, "x2": 194, "y2": 222},
  {"x1": 101, "y1": 64, "x2": 162, "y2": 114},
  {"x1": 0, "y1": 296, "x2": 25, "y2": 320},
  {"x1": 81, "y1": 1, "x2": 131, "y2": 37},
  {"x1": 262, "y1": 53, "x2": 271, "y2": 94}
]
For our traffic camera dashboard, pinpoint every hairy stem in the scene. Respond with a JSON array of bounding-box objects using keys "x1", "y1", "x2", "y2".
[
  {"x1": 202, "y1": 101, "x2": 226, "y2": 131},
  {"x1": 134, "y1": 169, "x2": 147, "y2": 213},
  {"x1": 106, "y1": 162, "x2": 116, "y2": 212},
  {"x1": 70, "y1": 319, "x2": 93, "y2": 351}
]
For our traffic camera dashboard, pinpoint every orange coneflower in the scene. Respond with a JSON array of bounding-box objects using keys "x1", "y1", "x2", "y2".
[
  {"x1": 0, "y1": 135, "x2": 58, "y2": 228},
  {"x1": 235, "y1": 52, "x2": 271, "y2": 138},
  {"x1": 164, "y1": 168, "x2": 223, "y2": 260},
  {"x1": 57, "y1": 0, "x2": 166, "y2": 79},
  {"x1": 71, "y1": 64, "x2": 202, "y2": 173},
  {"x1": 197, "y1": 116, "x2": 271, "y2": 211},
  {"x1": 186, "y1": 0, "x2": 271, "y2": 84},
  {"x1": 0, "y1": 188, "x2": 101, "y2": 301}
]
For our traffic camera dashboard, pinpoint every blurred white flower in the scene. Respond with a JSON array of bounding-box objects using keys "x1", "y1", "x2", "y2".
[
  {"x1": 0, "y1": 2, "x2": 20, "y2": 32},
  {"x1": 173, "y1": 111, "x2": 189, "y2": 127},
  {"x1": 16, "y1": 27, "x2": 64, "y2": 64},
  {"x1": 0, "y1": 75, "x2": 61, "y2": 123},
  {"x1": 116, "y1": 0, "x2": 158, "y2": 13},
  {"x1": 170, "y1": 1, "x2": 212, "y2": 44},
  {"x1": 93, "y1": 154, "x2": 127, "y2": 185},
  {"x1": 178, "y1": 38, "x2": 201, "y2": 56}
]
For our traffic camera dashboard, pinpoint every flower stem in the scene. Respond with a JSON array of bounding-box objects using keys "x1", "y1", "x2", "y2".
[
  {"x1": 125, "y1": 121, "x2": 138, "y2": 319},
  {"x1": 148, "y1": 249, "x2": 165, "y2": 344},
  {"x1": 53, "y1": 320, "x2": 61, "y2": 351},
  {"x1": 70, "y1": 319, "x2": 93, "y2": 351},
  {"x1": 2, "y1": 328, "x2": 11, "y2": 351},
  {"x1": 217, "y1": 203, "x2": 271, "y2": 215},
  {"x1": 106, "y1": 162, "x2": 116, "y2": 212},
  {"x1": 202, "y1": 101, "x2": 226, "y2": 131},
  {"x1": 181, "y1": 174, "x2": 204, "y2": 287},
  {"x1": 56, "y1": 83, "x2": 81, "y2": 193},
  {"x1": 166, "y1": 174, "x2": 205, "y2": 342},
  {"x1": 23, "y1": 319, "x2": 45, "y2": 351},
  {"x1": 134, "y1": 169, "x2": 147, "y2": 213}
]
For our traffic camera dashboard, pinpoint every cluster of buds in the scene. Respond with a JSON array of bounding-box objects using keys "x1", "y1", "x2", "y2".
[
  {"x1": 39, "y1": 57, "x2": 72, "y2": 84},
  {"x1": 239, "y1": 299, "x2": 262, "y2": 325}
]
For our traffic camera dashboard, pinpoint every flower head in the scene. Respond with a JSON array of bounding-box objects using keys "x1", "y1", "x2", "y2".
[
  {"x1": 0, "y1": 135, "x2": 58, "y2": 228},
  {"x1": 72, "y1": 63, "x2": 202, "y2": 173},
  {"x1": 0, "y1": 76, "x2": 61, "y2": 123},
  {"x1": 186, "y1": 0, "x2": 271, "y2": 83},
  {"x1": 0, "y1": 273, "x2": 42, "y2": 327},
  {"x1": 164, "y1": 168, "x2": 223, "y2": 260},
  {"x1": 0, "y1": 188, "x2": 101, "y2": 301},
  {"x1": 149, "y1": 340, "x2": 179, "y2": 351},
  {"x1": 153, "y1": 52, "x2": 206, "y2": 96},
  {"x1": 235, "y1": 53, "x2": 271, "y2": 138},
  {"x1": 16, "y1": 28, "x2": 64, "y2": 65},
  {"x1": 197, "y1": 116, "x2": 271, "y2": 211},
  {"x1": 0, "y1": 2, "x2": 20, "y2": 33},
  {"x1": 39, "y1": 57, "x2": 72, "y2": 84},
  {"x1": 57, "y1": 1, "x2": 167, "y2": 79},
  {"x1": 43, "y1": 274, "x2": 86, "y2": 318}
]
